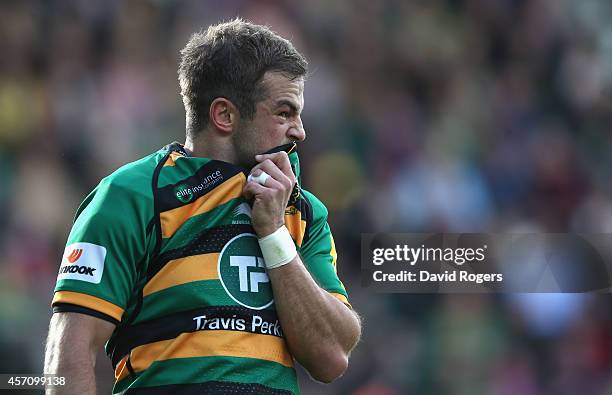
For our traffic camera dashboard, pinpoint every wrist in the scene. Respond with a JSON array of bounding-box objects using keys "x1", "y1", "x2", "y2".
[
  {"x1": 254, "y1": 220, "x2": 285, "y2": 239},
  {"x1": 258, "y1": 225, "x2": 297, "y2": 269}
]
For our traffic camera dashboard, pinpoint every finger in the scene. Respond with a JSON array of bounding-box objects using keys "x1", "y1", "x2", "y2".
[
  {"x1": 255, "y1": 152, "x2": 293, "y2": 178},
  {"x1": 252, "y1": 160, "x2": 293, "y2": 188},
  {"x1": 247, "y1": 171, "x2": 271, "y2": 186},
  {"x1": 243, "y1": 180, "x2": 266, "y2": 199},
  {"x1": 256, "y1": 152, "x2": 291, "y2": 175},
  {"x1": 261, "y1": 157, "x2": 295, "y2": 186},
  {"x1": 256, "y1": 160, "x2": 290, "y2": 185},
  {"x1": 247, "y1": 167, "x2": 285, "y2": 190},
  {"x1": 243, "y1": 178, "x2": 285, "y2": 204}
]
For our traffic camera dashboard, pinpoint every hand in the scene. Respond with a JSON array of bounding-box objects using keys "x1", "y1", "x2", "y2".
[{"x1": 243, "y1": 151, "x2": 296, "y2": 237}]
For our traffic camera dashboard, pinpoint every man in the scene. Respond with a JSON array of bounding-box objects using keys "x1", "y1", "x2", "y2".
[{"x1": 44, "y1": 18, "x2": 361, "y2": 394}]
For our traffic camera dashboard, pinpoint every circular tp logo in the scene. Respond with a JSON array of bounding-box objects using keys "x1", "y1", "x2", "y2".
[{"x1": 218, "y1": 233, "x2": 274, "y2": 310}]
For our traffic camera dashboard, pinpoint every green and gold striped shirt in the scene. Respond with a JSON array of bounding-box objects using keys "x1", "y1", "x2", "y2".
[{"x1": 52, "y1": 143, "x2": 349, "y2": 394}]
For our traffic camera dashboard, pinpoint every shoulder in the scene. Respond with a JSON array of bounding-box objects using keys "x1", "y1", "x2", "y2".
[
  {"x1": 75, "y1": 151, "x2": 166, "y2": 220},
  {"x1": 103, "y1": 150, "x2": 167, "y2": 190}
]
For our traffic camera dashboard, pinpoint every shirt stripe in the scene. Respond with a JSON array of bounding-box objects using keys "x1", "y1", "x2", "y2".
[
  {"x1": 143, "y1": 253, "x2": 220, "y2": 296},
  {"x1": 129, "y1": 330, "x2": 294, "y2": 373},
  {"x1": 285, "y1": 209, "x2": 307, "y2": 247},
  {"x1": 52, "y1": 291, "x2": 124, "y2": 322},
  {"x1": 330, "y1": 234, "x2": 338, "y2": 271},
  {"x1": 160, "y1": 173, "x2": 246, "y2": 238},
  {"x1": 114, "y1": 356, "x2": 298, "y2": 394},
  {"x1": 329, "y1": 292, "x2": 351, "y2": 307},
  {"x1": 163, "y1": 152, "x2": 184, "y2": 167}
]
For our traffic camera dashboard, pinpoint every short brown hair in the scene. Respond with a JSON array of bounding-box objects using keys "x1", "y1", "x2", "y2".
[{"x1": 178, "y1": 18, "x2": 308, "y2": 135}]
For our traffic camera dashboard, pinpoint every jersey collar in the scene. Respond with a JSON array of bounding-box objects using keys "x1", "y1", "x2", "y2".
[{"x1": 162, "y1": 141, "x2": 302, "y2": 181}]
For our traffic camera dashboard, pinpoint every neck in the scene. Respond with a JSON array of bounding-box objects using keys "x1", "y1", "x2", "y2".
[{"x1": 184, "y1": 130, "x2": 238, "y2": 164}]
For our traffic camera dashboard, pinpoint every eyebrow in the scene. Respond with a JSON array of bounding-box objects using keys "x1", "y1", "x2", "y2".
[{"x1": 275, "y1": 100, "x2": 301, "y2": 114}]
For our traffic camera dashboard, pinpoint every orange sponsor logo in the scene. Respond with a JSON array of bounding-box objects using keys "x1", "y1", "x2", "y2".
[{"x1": 67, "y1": 249, "x2": 83, "y2": 263}]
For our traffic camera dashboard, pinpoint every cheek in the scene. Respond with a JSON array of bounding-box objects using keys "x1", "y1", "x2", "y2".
[
  {"x1": 264, "y1": 120, "x2": 287, "y2": 138},
  {"x1": 252, "y1": 116, "x2": 288, "y2": 145}
]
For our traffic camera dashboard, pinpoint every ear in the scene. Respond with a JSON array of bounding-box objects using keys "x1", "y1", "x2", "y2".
[{"x1": 209, "y1": 98, "x2": 239, "y2": 134}]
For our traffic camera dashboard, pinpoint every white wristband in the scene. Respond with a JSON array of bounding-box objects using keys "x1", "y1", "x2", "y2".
[{"x1": 258, "y1": 226, "x2": 297, "y2": 269}]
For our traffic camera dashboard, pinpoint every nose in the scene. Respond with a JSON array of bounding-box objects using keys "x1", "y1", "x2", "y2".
[{"x1": 287, "y1": 116, "x2": 306, "y2": 142}]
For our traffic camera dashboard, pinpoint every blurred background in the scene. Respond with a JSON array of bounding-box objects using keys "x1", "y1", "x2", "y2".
[{"x1": 1, "y1": 0, "x2": 612, "y2": 394}]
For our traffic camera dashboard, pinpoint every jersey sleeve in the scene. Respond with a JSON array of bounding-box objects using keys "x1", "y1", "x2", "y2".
[
  {"x1": 52, "y1": 175, "x2": 154, "y2": 324},
  {"x1": 299, "y1": 190, "x2": 350, "y2": 307}
]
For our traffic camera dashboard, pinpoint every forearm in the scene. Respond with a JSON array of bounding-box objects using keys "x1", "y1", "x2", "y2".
[
  {"x1": 44, "y1": 356, "x2": 96, "y2": 394},
  {"x1": 44, "y1": 344, "x2": 97, "y2": 394},
  {"x1": 245, "y1": 151, "x2": 361, "y2": 381},
  {"x1": 267, "y1": 255, "x2": 361, "y2": 382},
  {"x1": 44, "y1": 314, "x2": 99, "y2": 395}
]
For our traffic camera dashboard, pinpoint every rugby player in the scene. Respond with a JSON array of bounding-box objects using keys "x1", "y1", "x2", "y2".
[{"x1": 44, "y1": 18, "x2": 361, "y2": 394}]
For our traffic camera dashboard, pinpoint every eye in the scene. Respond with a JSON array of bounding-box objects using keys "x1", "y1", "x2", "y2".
[{"x1": 278, "y1": 111, "x2": 290, "y2": 119}]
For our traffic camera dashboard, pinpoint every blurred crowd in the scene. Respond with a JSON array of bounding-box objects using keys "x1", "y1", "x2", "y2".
[{"x1": 1, "y1": 0, "x2": 612, "y2": 394}]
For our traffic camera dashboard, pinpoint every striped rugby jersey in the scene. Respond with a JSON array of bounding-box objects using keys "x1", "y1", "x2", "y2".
[{"x1": 51, "y1": 142, "x2": 350, "y2": 394}]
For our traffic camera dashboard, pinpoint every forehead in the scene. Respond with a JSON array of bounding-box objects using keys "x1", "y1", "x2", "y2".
[{"x1": 259, "y1": 71, "x2": 304, "y2": 106}]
